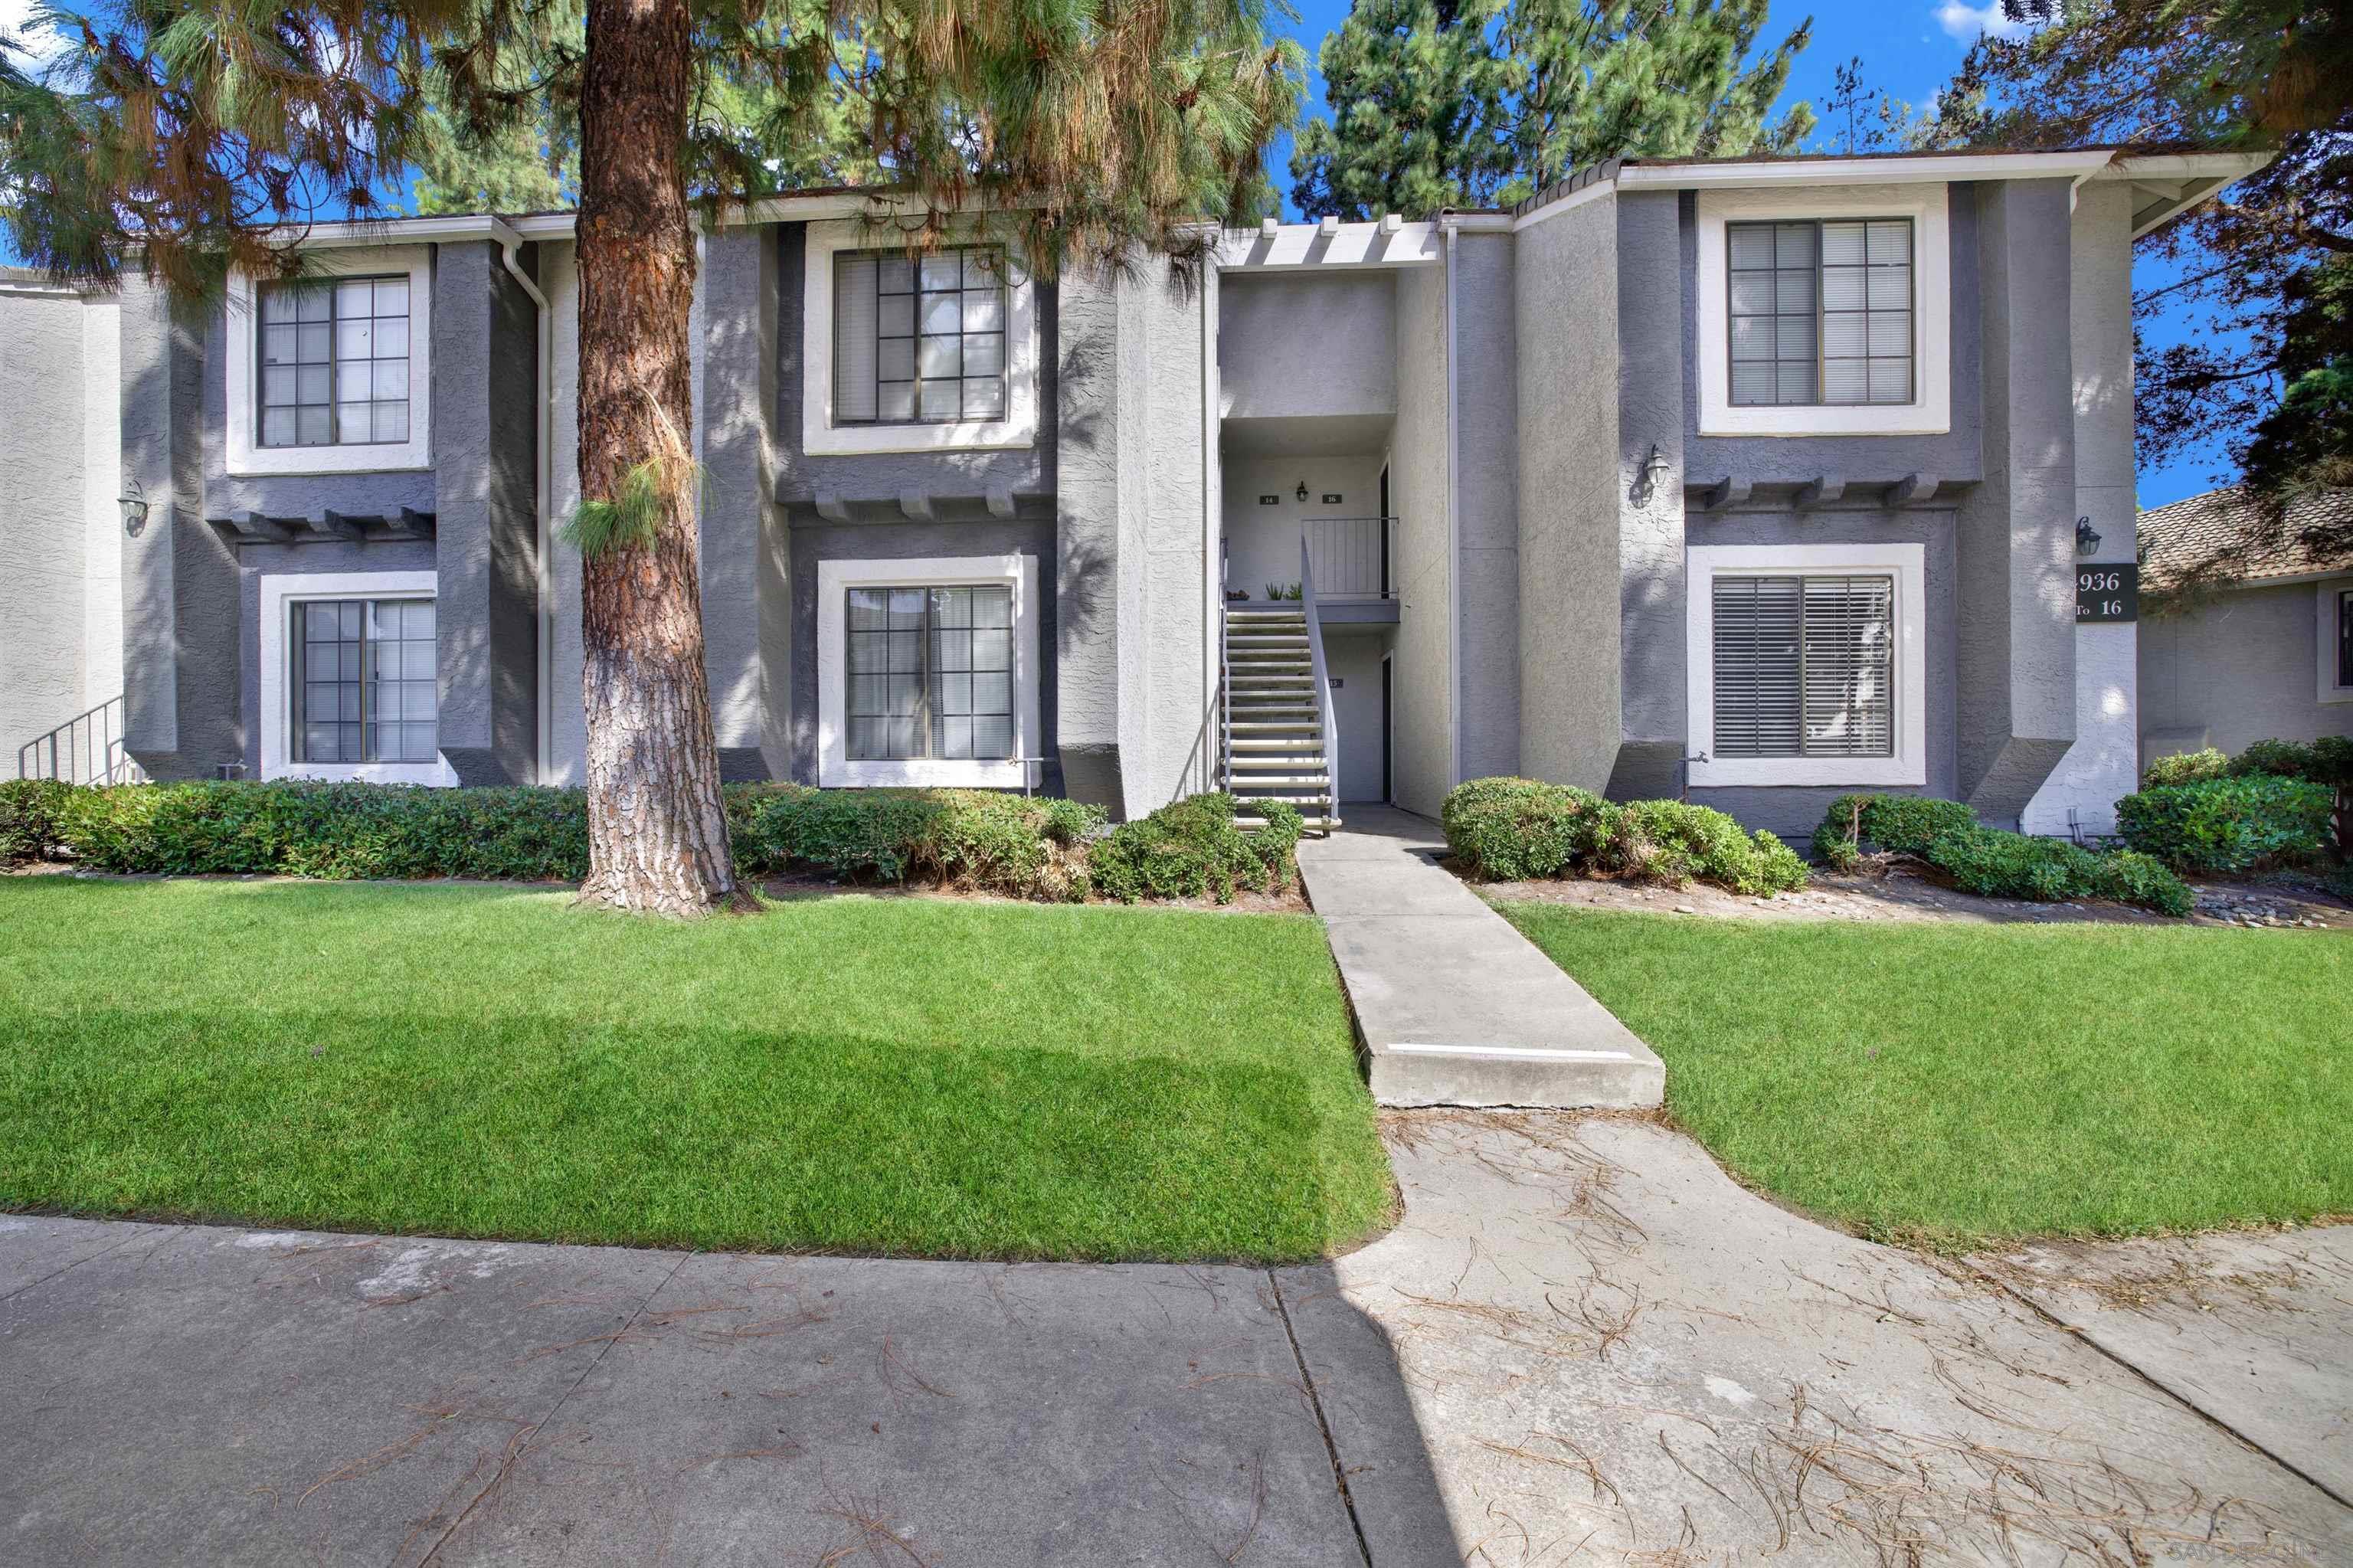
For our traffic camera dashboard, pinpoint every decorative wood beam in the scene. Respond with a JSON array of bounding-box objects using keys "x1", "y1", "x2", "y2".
[
  {"x1": 1793, "y1": 474, "x2": 1846, "y2": 509},
  {"x1": 814, "y1": 489, "x2": 851, "y2": 523},
  {"x1": 1883, "y1": 473, "x2": 1940, "y2": 508},
  {"x1": 1698, "y1": 476, "x2": 1751, "y2": 512},
  {"x1": 306, "y1": 510, "x2": 366, "y2": 542}
]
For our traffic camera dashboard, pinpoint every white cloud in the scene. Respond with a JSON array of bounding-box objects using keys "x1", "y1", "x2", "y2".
[{"x1": 1934, "y1": 0, "x2": 2031, "y2": 42}]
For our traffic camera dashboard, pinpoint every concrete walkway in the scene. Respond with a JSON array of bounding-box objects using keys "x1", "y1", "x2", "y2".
[
  {"x1": 6, "y1": 1121, "x2": 2349, "y2": 1564},
  {"x1": 1298, "y1": 807, "x2": 1663, "y2": 1108}
]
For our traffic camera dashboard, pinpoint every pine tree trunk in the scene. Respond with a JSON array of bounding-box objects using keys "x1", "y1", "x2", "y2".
[{"x1": 571, "y1": 0, "x2": 738, "y2": 915}]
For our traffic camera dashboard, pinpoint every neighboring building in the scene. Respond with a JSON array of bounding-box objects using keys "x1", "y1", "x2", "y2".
[
  {"x1": 1, "y1": 148, "x2": 2263, "y2": 838},
  {"x1": 2138, "y1": 486, "x2": 2353, "y2": 764}
]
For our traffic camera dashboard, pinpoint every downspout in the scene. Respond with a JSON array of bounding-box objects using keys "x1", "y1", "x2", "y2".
[
  {"x1": 492, "y1": 219, "x2": 555, "y2": 784},
  {"x1": 1442, "y1": 220, "x2": 1463, "y2": 788},
  {"x1": 1200, "y1": 241, "x2": 1220, "y2": 797}
]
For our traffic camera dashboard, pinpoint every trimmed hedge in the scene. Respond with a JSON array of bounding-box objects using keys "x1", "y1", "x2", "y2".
[
  {"x1": 1813, "y1": 793, "x2": 2192, "y2": 915},
  {"x1": 2139, "y1": 748, "x2": 2231, "y2": 788},
  {"x1": 2115, "y1": 774, "x2": 2335, "y2": 875},
  {"x1": 1089, "y1": 793, "x2": 1302, "y2": 905},
  {"x1": 1442, "y1": 777, "x2": 1807, "y2": 896},
  {"x1": 0, "y1": 780, "x2": 1304, "y2": 905}
]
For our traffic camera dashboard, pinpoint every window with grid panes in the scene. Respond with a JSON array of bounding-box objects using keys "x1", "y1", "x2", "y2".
[
  {"x1": 1711, "y1": 575, "x2": 1895, "y2": 758},
  {"x1": 844, "y1": 586, "x2": 1015, "y2": 761},
  {"x1": 257, "y1": 277, "x2": 413, "y2": 447},
  {"x1": 831, "y1": 247, "x2": 1009, "y2": 425},
  {"x1": 1726, "y1": 219, "x2": 1913, "y2": 407},
  {"x1": 292, "y1": 599, "x2": 438, "y2": 763}
]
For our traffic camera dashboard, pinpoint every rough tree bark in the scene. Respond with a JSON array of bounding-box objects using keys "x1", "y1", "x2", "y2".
[{"x1": 571, "y1": 0, "x2": 740, "y2": 914}]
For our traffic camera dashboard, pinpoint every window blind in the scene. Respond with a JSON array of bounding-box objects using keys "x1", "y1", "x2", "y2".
[
  {"x1": 1712, "y1": 574, "x2": 1894, "y2": 759},
  {"x1": 1727, "y1": 218, "x2": 1913, "y2": 408},
  {"x1": 833, "y1": 253, "x2": 879, "y2": 423},
  {"x1": 845, "y1": 585, "x2": 1014, "y2": 761}
]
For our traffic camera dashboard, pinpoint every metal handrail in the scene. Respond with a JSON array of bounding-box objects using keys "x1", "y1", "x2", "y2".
[
  {"x1": 16, "y1": 696, "x2": 147, "y2": 786},
  {"x1": 1217, "y1": 604, "x2": 1233, "y2": 794},
  {"x1": 1300, "y1": 535, "x2": 1340, "y2": 823}
]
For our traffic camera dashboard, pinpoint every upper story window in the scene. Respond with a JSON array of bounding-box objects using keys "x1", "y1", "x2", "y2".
[
  {"x1": 1695, "y1": 185, "x2": 1949, "y2": 438},
  {"x1": 801, "y1": 221, "x2": 1038, "y2": 458},
  {"x1": 258, "y1": 277, "x2": 413, "y2": 448},
  {"x1": 831, "y1": 246, "x2": 1010, "y2": 427},
  {"x1": 227, "y1": 245, "x2": 434, "y2": 476},
  {"x1": 1726, "y1": 220, "x2": 1913, "y2": 408}
]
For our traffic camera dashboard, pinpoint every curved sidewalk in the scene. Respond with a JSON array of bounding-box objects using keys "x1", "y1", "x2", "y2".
[{"x1": 1296, "y1": 807, "x2": 1663, "y2": 1108}]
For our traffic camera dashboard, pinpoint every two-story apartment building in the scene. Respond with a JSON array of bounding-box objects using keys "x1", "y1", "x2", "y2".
[{"x1": 1, "y1": 147, "x2": 2263, "y2": 838}]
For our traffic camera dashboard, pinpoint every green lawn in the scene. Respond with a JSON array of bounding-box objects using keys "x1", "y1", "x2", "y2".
[
  {"x1": 0, "y1": 879, "x2": 1390, "y2": 1262},
  {"x1": 1500, "y1": 904, "x2": 2350, "y2": 1246}
]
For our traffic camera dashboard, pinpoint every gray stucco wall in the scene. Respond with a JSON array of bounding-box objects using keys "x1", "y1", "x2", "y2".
[
  {"x1": 1452, "y1": 231, "x2": 1521, "y2": 782},
  {"x1": 1612, "y1": 191, "x2": 1689, "y2": 799},
  {"x1": 1389, "y1": 263, "x2": 1454, "y2": 816},
  {"x1": 2141, "y1": 583, "x2": 2353, "y2": 758},
  {"x1": 1219, "y1": 273, "x2": 1396, "y2": 422},
  {"x1": 122, "y1": 279, "x2": 241, "y2": 778},
  {"x1": 432, "y1": 241, "x2": 541, "y2": 784},
  {"x1": 1687, "y1": 509, "x2": 1961, "y2": 840},
  {"x1": 1953, "y1": 178, "x2": 2078, "y2": 824},
  {"x1": 0, "y1": 288, "x2": 93, "y2": 757},
  {"x1": 700, "y1": 226, "x2": 783, "y2": 779},
  {"x1": 1513, "y1": 195, "x2": 1624, "y2": 794}
]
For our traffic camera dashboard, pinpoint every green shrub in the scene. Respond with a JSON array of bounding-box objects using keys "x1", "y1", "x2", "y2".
[
  {"x1": 1442, "y1": 777, "x2": 1806, "y2": 895},
  {"x1": 1088, "y1": 792, "x2": 1295, "y2": 904},
  {"x1": 2116, "y1": 774, "x2": 2335, "y2": 873},
  {"x1": 0, "y1": 778, "x2": 74, "y2": 863},
  {"x1": 1591, "y1": 799, "x2": 1808, "y2": 896},
  {"x1": 722, "y1": 785, "x2": 1105, "y2": 899},
  {"x1": 1440, "y1": 776, "x2": 1609, "y2": 881},
  {"x1": 1812, "y1": 794, "x2": 2193, "y2": 915},
  {"x1": 2142, "y1": 748, "x2": 2230, "y2": 788},
  {"x1": 2230, "y1": 735, "x2": 2353, "y2": 788}
]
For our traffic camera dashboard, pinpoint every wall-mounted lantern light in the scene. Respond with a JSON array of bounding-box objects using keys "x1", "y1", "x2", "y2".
[
  {"x1": 1294, "y1": 480, "x2": 1310, "y2": 503},
  {"x1": 2075, "y1": 516, "x2": 2102, "y2": 555},
  {"x1": 1631, "y1": 444, "x2": 1674, "y2": 506},
  {"x1": 119, "y1": 478, "x2": 150, "y2": 538}
]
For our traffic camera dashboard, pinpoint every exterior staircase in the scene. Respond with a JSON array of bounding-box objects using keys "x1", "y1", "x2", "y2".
[{"x1": 1221, "y1": 604, "x2": 1339, "y2": 833}]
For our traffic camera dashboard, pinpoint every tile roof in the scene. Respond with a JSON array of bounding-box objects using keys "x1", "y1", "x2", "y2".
[{"x1": 2138, "y1": 486, "x2": 2353, "y2": 595}]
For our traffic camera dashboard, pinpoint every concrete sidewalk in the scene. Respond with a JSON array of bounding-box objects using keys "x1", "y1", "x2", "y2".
[
  {"x1": 7, "y1": 1119, "x2": 2348, "y2": 1565},
  {"x1": 1298, "y1": 807, "x2": 1663, "y2": 1108}
]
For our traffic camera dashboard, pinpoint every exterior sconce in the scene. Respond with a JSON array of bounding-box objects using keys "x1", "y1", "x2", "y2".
[
  {"x1": 119, "y1": 479, "x2": 150, "y2": 538},
  {"x1": 2075, "y1": 516, "x2": 2102, "y2": 555},
  {"x1": 1294, "y1": 480, "x2": 1310, "y2": 503},
  {"x1": 1631, "y1": 444, "x2": 1673, "y2": 506}
]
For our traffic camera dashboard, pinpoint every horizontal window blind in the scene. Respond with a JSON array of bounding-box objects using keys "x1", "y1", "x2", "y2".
[
  {"x1": 831, "y1": 246, "x2": 1008, "y2": 427},
  {"x1": 1727, "y1": 218, "x2": 1913, "y2": 408},
  {"x1": 1712, "y1": 574, "x2": 1894, "y2": 760}
]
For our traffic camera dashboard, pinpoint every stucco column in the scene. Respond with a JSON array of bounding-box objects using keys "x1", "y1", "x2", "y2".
[
  {"x1": 1052, "y1": 265, "x2": 1127, "y2": 813},
  {"x1": 1955, "y1": 178, "x2": 2079, "y2": 824},
  {"x1": 697, "y1": 225, "x2": 781, "y2": 780},
  {"x1": 434, "y1": 241, "x2": 542, "y2": 784},
  {"x1": 119, "y1": 277, "x2": 241, "y2": 778}
]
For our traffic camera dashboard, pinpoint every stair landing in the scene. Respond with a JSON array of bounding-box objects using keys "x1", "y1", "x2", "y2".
[{"x1": 1295, "y1": 807, "x2": 1664, "y2": 1110}]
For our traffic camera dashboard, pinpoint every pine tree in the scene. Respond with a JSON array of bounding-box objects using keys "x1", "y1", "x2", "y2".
[
  {"x1": 1939, "y1": 0, "x2": 2352, "y2": 548},
  {"x1": 2, "y1": 0, "x2": 1304, "y2": 915},
  {"x1": 1290, "y1": 0, "x2": 1813, "y2": 220}
]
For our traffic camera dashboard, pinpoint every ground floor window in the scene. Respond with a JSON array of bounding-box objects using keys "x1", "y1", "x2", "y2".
[
  {"x1": 818, "y1": 555, "x2": 1040, "y2": 788},
  {"x1": 293, "y1": 597, "x2": 438, "y2": 764},
  {"x1": 845, "y1": 585, "x2": 1015, "y2": 761},
  {"x1": 1710, "y1": 574, "x2": 1894, "y2": 759},
  {"x1": 1686, "y1": 543, "x2": 1925, "y2": 789}
]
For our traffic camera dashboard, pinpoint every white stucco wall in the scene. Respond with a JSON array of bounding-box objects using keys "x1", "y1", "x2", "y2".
[
  {"x1": 1218, "y1": 273, "x2": 1396, "y2": 423},
  {"x1": 1324, "y1": 630, "x2": 1389, "y2": 803},
  {"x1": 544, "y1": 241, "x2": 588, "y2": 785},
  {"x1": 2024, "y1": 182, "x2": 2139, "y2": 836}
]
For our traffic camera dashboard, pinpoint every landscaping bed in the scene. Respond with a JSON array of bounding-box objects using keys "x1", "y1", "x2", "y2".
[
  {"x1": 0, "y1": 878, "x2": 1392, "y2": 1262},
  {"x1": 1500, "y1": 902, "x2": 2350, "y2": 1246}
]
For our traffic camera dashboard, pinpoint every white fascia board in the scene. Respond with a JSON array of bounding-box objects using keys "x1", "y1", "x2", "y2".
[
  {"x1": 1510, "y1": 178, "x2": 1614, "y2": 233},
  {"x1": 2098, "y1": 152, "x2": 2273, "y2": 183},
  {"x1": 1620, "y1": 151, "x2": 2119, "y2": 190}
]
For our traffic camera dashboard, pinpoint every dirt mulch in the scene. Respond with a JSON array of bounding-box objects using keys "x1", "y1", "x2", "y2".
[{"x1": 1475, "y1": 861, "x2": 2348, "y2": 930}]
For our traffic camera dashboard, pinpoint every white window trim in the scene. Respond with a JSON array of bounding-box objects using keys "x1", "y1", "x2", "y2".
[
  {"x1": 817, "y1": 554, "x2": 1042, "y2": 787},
  {"x1": 259, "y1": 570, "x2": 455, "y2": 785},
  {"x1": 226, "y1": 246, "x2": 434, "y2": 476},
  {"x1": 800, "y1": 221, "x2": 1038, "y2": 457},
  {"x1": 1694, "y1": 185, "x2": 1952, "y2": 437},
  {"x1": 2322, "y1": 577, "x2": 2353, "y2": 704},
  {"x1": 1687, "y1": 542, "x2": 1927, "y2": 787}
]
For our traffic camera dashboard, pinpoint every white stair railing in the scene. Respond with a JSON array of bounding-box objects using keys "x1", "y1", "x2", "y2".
[
  {"x1": 16, "y1": 696, "x2": 147, "y2": 786},
  {"x1": 1300, "y1": 536, "x2": 1340, "y2": 827}
]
